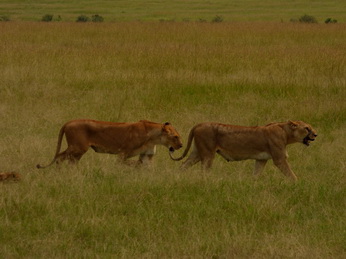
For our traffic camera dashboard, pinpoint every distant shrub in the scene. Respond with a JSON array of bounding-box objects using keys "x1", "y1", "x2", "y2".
[
  {"x1": 91, "y1": 14, "x2": 104, "y2": 22},
  {"x1": 299, "y1": 14, "x2": 317, "y2": 23},
  {"x1": 0, "y1": 15, "x2": 10, "y2": 21},
  {"x1": 76, "y1": 15, "x2": 90, "y2": 22},
  {"x1": 41, "y1": 14, "x2": 53, "y2": 22},
  {"x1": 212, "y1": 15, "x2": 223, "y2": 23},
  {"x1": 325, "y1": 18, "x2": 337, "y2": 24},
  {"x1": 198, "y1": 18, "x2": 207, "y2": 23}
]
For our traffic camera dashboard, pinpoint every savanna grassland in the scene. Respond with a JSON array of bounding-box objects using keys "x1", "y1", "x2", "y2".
[
  {"x1": 1, "y1": 0, "x2": 346, "y2": 22},
  {"x1": 0, "y1": 2, "x2": 346, "y2": 258}
]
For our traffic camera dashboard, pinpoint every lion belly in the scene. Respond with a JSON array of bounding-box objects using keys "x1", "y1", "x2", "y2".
[
  {"x1": 91, "y1": 144, "x2": 156, "y2": 158},
  {"x1": 252, "y1": 152, "x2": 272, "y2": 160},
  {"x1": 215, "y1": 128, "x2": 274, "y2": 161},
  {"x1": 218, "y1": 150, "x2": 272, "y2": 161},
  {"x1": 91, "y1": 145, "x2": 120, "y2": 154}
]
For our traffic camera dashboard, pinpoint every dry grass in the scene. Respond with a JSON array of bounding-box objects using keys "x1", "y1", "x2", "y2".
[{"x1": 0, "y1": 21, "x2": 345, "y2": 257}]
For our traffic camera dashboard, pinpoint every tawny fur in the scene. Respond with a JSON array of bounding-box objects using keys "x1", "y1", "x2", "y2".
[
  {"x1": 37, "y1": 119, "x2": 182, "y2": 168},
  {"x1": 0, "y1": 172, "x2": 21, "y2": 181},
  {"x1": 170, "y1": 120, "x2": 317, "y2": 181}
]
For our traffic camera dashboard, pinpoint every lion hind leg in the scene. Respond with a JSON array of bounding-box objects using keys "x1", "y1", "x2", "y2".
[
  {"x1": 200, "y1": 154, "x2": 215, "y2": 170},
  {"x1": 54, "y1": 150, "x2": 74, "y2": 165},
  {"x1": 57, "y1": 147, "x2": 87, "y2": 165},
  {"x1": 197, "y1": 147, "x2": 216, "y2": 170},
  {"x1": 194, "y1": 139, "x2": 216, "y2": 170},
  {"x1": 67, "y1": 153, "x2": 84, "y2": 164},
  {"x1": 55, "y1": 151, "x2": 68, "y2": 165},
  {"x1": 37, "y1": 151, "x2": 68, "y2": 169},
  {"x1": 181, "y1": 156, "x2": 200, "y2": 169},
  {"x1": 180, "y1": 147, "x2": 201, "y2": 169}
]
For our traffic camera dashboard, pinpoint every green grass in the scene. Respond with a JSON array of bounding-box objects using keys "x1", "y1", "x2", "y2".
[
  {"x1": 0, "y1": 21, "x2": 345, "y2": 257},
  {"x1": 1, "y1": 166, "x2": 345, "y2": 257},
  {"x1": 1, "y1": 0, "x2": 346, "y2": 22}
]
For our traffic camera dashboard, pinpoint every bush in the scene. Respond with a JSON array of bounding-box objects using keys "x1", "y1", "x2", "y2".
[
  {"x1": 76, "y1": 15, "x2": 90, "y2": 22},
  {"x1": 91, "y1": 14, "x2": 104, "y2": 22},
  {"x1": 299, "y1": 14, "x2": 317, "y2": 23},
  {"x1": 212, "y1": 15, "x2": 223, "y2": 23},
  {"x1": 325, "y1": 18, "x2": 337, "y2": 24},
  {"x1": 41, "y1": 14, "x2": 53, "y2": 22}
]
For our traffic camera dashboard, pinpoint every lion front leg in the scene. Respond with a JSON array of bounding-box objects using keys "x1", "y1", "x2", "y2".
[
  {"x1": 137, "y1": 147, "x2": 156, "y2": 166},
  {"x1": 138, "y1": 154, "x2": 154, "y2": 166},
  {"x1": 117, "y1": 153, "x2": 138, "y2": 167},
  {"x1": 272, "y1": 158, "x2": 298, "y2": 182},
  {"x1": 253, "y1": 160, "x2": 268, "y2": 177}
]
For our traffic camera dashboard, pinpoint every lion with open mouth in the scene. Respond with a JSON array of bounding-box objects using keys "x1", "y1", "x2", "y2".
[
  {"x1": 37, "y1": 119, "x2": 183, "y2": 168},
  {"x1": 170, "y1": 120, "x2": 317, "y2": 181}
]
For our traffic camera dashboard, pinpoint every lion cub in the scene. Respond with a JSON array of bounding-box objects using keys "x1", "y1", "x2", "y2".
[{"x1": 0, "y1": 172, "x2": 21, "y2": 182}]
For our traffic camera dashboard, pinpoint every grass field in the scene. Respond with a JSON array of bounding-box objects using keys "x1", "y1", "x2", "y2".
[
  {"x1": 1, "y1": 0, "x2": 346, "y2": 22},
  {"x1": 0, "y1": 9, "x2": 345, "y2": 259}
]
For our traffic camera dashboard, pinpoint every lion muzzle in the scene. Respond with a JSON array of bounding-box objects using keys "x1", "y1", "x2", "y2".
[{"x1": 303, "y1": 135, "x2": 317, "y2": 146}]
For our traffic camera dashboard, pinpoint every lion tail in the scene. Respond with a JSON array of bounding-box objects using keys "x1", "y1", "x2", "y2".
[
  {"x1": 36, "y1": 124, "x2": 65, "y2": 169},
  {"x1": 169, "y1": 125, "x2": 196, "y2": 161}
]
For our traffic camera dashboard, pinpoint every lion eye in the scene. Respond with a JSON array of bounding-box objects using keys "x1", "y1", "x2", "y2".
[{"x1": 305, "y1": 127, "x2": 310, "y2": 132}]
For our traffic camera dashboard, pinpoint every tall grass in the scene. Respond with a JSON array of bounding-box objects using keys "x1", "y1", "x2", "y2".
[{"x1": 0, "y1": 22, "x2": 345, "y2": 257}]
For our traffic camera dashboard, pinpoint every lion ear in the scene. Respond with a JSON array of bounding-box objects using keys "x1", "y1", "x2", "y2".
[
  {"x1": 162, "y1": 122, "x2": 170, "y2": 131},
  {"x1": 289, "y1": 120, "x2": 298, "y2": 129}
]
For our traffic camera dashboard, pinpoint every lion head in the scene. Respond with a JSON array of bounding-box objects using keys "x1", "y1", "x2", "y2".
[
  {"x1": 162, "y1": 122, "x2": 183, "y2": 151},
  {"x1": 289, "y1": 120, "x2": 318, "y2": 146}
]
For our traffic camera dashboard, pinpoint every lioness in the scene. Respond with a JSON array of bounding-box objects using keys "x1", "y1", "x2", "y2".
[
  {"x1": 170, "y1": 120, "x2": 317, "y2": 181},
  {"x1": 37, "y1": 119, "x2": 183, "y2": 168}
]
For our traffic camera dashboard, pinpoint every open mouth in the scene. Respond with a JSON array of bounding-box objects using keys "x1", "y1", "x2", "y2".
[
  {"x1": 169, "y1": 147, "x2": 175, "y2": 152},
  {"x1": 303, "y1": 136, "x2": 315, "y2": 146}
]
